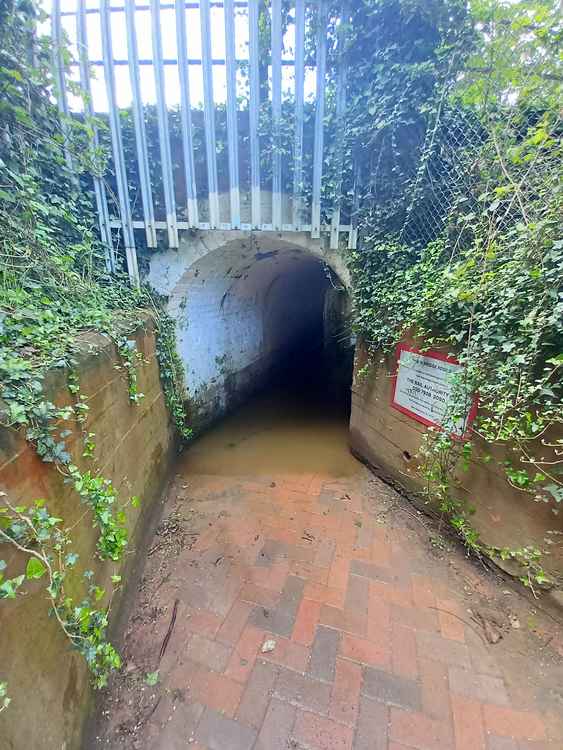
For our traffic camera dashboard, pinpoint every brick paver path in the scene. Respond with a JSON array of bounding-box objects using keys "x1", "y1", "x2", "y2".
[{"x1": 99, "y1": 469, "x2": 563, "y2": 750}]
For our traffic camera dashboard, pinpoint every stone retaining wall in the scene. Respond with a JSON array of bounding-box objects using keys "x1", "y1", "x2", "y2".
[
  {"x1": 349, "y1": 339, "x2": 563, "y2": 587},
  {"x1": 0, "y1": 318, "x2": 176, "y2": 750}
]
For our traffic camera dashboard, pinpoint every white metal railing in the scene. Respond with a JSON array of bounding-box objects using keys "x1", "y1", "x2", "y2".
[{"x1": 51, "y1": 0, "x2": 357, "y2": 285}]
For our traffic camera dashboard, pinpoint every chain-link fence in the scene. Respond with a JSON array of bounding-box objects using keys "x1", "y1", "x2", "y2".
[
  {"x1": 399, "y1": 105, "x2": 486, "y2": 247},
  {"x1": 398, "y1": 52, "x2": 561, "y2": 253}
]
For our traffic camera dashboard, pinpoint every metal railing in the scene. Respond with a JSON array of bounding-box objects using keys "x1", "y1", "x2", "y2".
[{"x1": 51, "y1": 0, "x2": 357, "y2": 285}]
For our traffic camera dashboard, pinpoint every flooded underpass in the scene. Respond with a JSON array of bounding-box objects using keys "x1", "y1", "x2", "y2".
[
  {"x1": 92, "y1": 357, "x2": 563, "y2": 750},
  {"x1": 180, "y1": 351, "x2": 357, "y2": 481}
]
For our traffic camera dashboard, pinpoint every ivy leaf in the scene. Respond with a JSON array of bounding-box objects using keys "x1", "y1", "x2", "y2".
[
  {"x1": 0, "y1": 575, "x2": 24, "y2": 598},
  {"x1": 8, "y1": 401, "x2": 27, "y2": 425},
  {"x1": 26, "y1": 558, "x2": 46, "y2": 579},
  {"x1": 545, "y1": 484, "x2": 563, "y2": 504}
]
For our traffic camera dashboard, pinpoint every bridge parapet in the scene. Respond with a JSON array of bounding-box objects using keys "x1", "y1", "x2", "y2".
[{"x1": 51, "y1": 0, "x2": 356, "y2": 285}]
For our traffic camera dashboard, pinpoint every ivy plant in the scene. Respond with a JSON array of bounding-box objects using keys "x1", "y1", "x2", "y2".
[
  {"x1": 347, "y1": 0, "x2": 562, "y2": 589},
  {"x1": 0, "y1": 0, "x2": 191, "y2": 701}
]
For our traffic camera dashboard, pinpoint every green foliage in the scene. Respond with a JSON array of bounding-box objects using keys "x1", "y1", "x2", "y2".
[
  {"x1": 152, "y1": 304, "x2": 193, "y2": 442},
  {"x1": 0, "y1": 0, "x2": 191, "y2": 699},
  {"x1": 145, "y1": 670, "x2": 159, "y2": 686},
  {"x1": 460, "y1": 0, "x2": 562, "y2": 111},
  {"x1": 348, "y1": 0, "x2": 562, "y2": 584},
  {"x1": 67, "y1": 466, "x2": 129, "y2": 561},
  {"x1": 116, "y1": 338, "x2": 146, "y2": 404},
  {"x1": 0, "y1": 495, "x2": 121, "y2": 688},
  {"x1": 0, "y1": 681, "x2": 10, "y2": 713},
  {"x1": 341, "y1": 0, "x2": 474, "y2": 236}
]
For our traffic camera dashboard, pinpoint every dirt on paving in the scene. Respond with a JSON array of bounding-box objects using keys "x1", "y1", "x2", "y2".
[{"x1": 89, "y1": 385, "x2": 563, "y2": 750}]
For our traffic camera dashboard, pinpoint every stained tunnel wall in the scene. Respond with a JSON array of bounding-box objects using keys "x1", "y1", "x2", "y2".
[{"x1": 147, "y1": 232, "x2": 352, "y2": 430}]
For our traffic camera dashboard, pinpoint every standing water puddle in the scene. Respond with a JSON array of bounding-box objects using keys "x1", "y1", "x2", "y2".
[{"x1": 179, "y1": 380, "x2": 361, "y2": 478}]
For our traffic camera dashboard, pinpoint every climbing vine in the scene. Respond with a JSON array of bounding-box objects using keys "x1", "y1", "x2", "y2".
[
  {"x1": 0, "y1": 494, "x2": 123, "y2": 688},
  {"x1": 0, "y1": 0, "x2": 560, "y2": 718},
  {"x1": 0, "y1": 0, "x2": 191, "y2": 704},
  {"x1": 348, "y1": 0, "x2": 562, "y2": 588}
]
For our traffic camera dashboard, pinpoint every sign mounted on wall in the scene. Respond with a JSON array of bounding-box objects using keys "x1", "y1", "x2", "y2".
[{"x1": 391, "y1": 344, "x2": 477, "y2": 439}]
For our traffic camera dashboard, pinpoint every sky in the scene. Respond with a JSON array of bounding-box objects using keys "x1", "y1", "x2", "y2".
[{"x1": 44, "y1": 0, "x2": 317, "y2": 113}]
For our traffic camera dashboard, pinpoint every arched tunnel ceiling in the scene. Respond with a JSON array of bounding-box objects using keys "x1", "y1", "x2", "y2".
[
  {"x1": 147, "y1": 230, "x2": 349, "y2": 305},
  {"x1": 181, "y1": 238, "x2": 338, "y2": 301}
]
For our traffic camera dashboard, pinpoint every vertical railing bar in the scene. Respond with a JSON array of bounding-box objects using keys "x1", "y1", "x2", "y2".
[
  {"x1": 64, "y1": 57, "x2": 315, "y2": 66},
  {"x1": 292, "y1": 0, "x2": 305, "y2": 230},
  {"x1": 77, "y1": 0, "x2": 115, "y2": 272},
  {"x1": 330, "y1": 1, "x2": 348, "y2": 249},
  {"x1": 224, "y1": 0, "x2": 241, "y2": 228},
  {"x1": 61, "y1": 2, "x2": 252, "y2": 14},
  {"x1": 125, "y1": 0, "x2": 157, "y2": 247},
  {"x1": 151, "y1": 0, "x2": 179, "y2": 247},
  {"x1": 311, "y1": 0, "x2": 327, "y2": 239},
  {"x1": 347, "y1": 157, "x2": 359, "y2": 249},
  {"x1": 248, "y1": 0, "x2": 261, "y2": 228},
  {"x1": 271, "y1": 0, "x2": 282, "y2": 231},
  {"x1": 51, "y1": 0, "x2": 75, "y2": 176},
  {"x1": 175, "y1": 0, "x2": 199, "y2": 227},
  {"x1": 100, "y1": 0, "x2": 140, "y2": 285},
  {"x1": 200, "y1": 0, "x2": 220, "y2": 228}
]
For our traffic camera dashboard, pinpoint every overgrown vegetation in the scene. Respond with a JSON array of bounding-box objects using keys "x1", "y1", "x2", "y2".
[
  {"x1": 348, "y1": 0, "x2": 562, "y2": 588},
  {"x1": 0, "y1": 0, "x2": 190, "y2": 700},
  {"x1": 0, "y1": 0, "x2": 561, "y2": 715}
]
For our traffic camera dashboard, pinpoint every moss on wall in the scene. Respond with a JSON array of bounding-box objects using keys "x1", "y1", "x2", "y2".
[{"x1": 0, "y1": 320, "x2": 176, "y2": 750}]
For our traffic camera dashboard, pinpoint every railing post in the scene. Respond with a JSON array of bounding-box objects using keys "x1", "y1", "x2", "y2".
[
  {"x1": 330, "y1": 1, "x2": 348, "y2": 250},
  {"x1": 100, "y1": 0, "x2": 140, "y2": 286},
  {"x1": 200, "y1": 0, "x2": 220, "y2": 228},
  {"x1": 76, "y1": 0, "x2": 115, "y2": 272},
  {"x1": 224, "y1": 0, "x2": 241, "y2": 229},
  {"x1": 248, "y1": 0, "x2": 262, "y2": 229},
  {"x1": 311, "y1": 0, "x2": 328, "y2": 239},
  {"x1": 347, "y1": 158, "x2": 359, "y2": 250},
  {"x1": 175, "y1": 0, "x2": 199, "y2": 228},
  {"x1": 292, "y1": 0, "x2": 305, "y2": 230},
  {"x1": 125, "y1": 0, "x2": 157, "y2": 247},
  {"x1": 151, "y1": 0, "x2": 179, "y2": 247},
  {"x1": 271, "y1": 0, "x2": 283, "y2": 231},
  {"x1": 124, "y1": 0, "x2": 157, "y2": 248},
  {"x1": 51, "y1": 0, "x2": 75, "y2": 178}
]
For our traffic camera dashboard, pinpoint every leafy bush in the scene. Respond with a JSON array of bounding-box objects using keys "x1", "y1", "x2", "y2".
[{"x1": 348, "y1": 0, "x2": 562, "y2": 586}]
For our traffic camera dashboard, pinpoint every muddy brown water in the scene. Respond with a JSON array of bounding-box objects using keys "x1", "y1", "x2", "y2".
[{"x1": 179, "y1": 378, "x2": 360, "y2": 479}]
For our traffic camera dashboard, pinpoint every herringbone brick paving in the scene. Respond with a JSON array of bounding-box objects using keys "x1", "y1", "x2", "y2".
[{"x1": 96, "y1": 469, "x2": 563, "y2": 750}]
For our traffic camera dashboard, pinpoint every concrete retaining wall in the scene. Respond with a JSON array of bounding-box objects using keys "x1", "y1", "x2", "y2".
[
  {"x1": 0, "y1": 318, "x2": 176, "y2": 750},
  {"x1": 349, "y1": 339, "x2": 563, "y2": 584}
]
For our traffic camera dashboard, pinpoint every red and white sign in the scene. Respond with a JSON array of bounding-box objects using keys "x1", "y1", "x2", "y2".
[{"x1": 391, "y1": 344, "x2": 477, "y2": 439}]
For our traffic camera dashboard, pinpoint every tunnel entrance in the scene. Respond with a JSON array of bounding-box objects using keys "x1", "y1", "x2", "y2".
[{"x1": 161, "y1": 238, "x2": 354, "y2": 431}]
